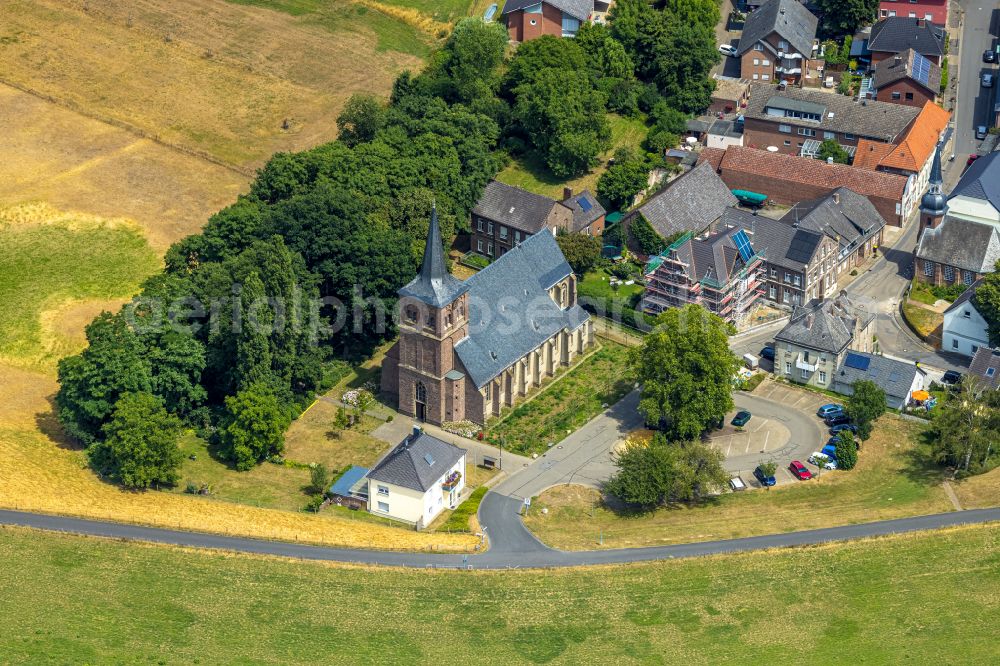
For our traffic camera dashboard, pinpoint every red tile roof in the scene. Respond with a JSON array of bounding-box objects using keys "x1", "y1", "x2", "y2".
[
  {"x1": 878, "y1": 102, "x2": 950, "y2": 173},
  {"x1": 700, "y1": 146, "x2": 908, "y2": 200},
  {"x1": 853, "y1": 140, "x2": 896, "y2": 171}
]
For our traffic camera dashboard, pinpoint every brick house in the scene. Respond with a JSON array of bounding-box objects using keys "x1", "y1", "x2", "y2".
[
  {"x1": 501, "y1": 0, "x2": 595, "y2": 42},
  {"x1": 742, "y1": 85, "x2": 921, "y2": 160},
  {"x1": 381, "y1": 207, "x2": 594, "y2": 426},
  {"x1": 699, "y1": 145, "x2": 909, "y2": 226},
  {"x1": 867, "y1": 17, "x2": 946, "y2": 67},
  {"x1": 735, "y1": 0, "x2": 819, "y2": 87},
  {"x1": 872, "y1": 49, "x2": 941, "y2": 108},
  {"x1": 773, "y1": 293, "x2": 876, "y2": 390},
  {"x1": 879, "y1": 0, "x2": 948, "y2": 25},
  {"x1": 470, "y1": 181, "x2": 573, "y2": 260}
]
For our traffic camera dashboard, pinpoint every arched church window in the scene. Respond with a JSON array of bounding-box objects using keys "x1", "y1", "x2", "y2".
[{"x1": 415, "y1": 382, "x2": 427, "y2": 403}]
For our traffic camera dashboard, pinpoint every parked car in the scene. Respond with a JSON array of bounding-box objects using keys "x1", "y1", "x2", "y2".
[
  {"x1": 817, "y1": 404, "x2": 843, "y2": 418},
  {"x1": 982, "y1": 72, "x2": 994, "y2": 88},
  {"x1": 822, "y1": 443, "x2": 839, "y2": 459},
  {"x1": 808, "y1": 452, "x2": 838, "y2": 470},
  {"x1": 941, "y1": 370, "x2": 962, "y2": 385},
  {"x1": 719, "y1": 44, "x2": 738, "y2": 57},
  {"x1": 732, "y1": 410, "x2": 752, "y2": 427},
  {"x1": 824, "y1": 413, "x2": 852, "y2": 427},
  {"x1": 760, "y1": 346, "x2": 776, "y2": 361},
  {"x1": 789, "y1": 460, "x2": 813, "y2": 480},
  {"x1": 977, "y1": 126, "x2": 989, "y2": 140},
  {"x1": 985, "y1": 49, "x2": 998, "y2": 64},
  {"x1": 753, "y1": 465, "x2": 776, "y2": 487},
  {"x1": 830, "y1": 423, "x2": 858, "y2": 435},
  {"x1": 968, "y1": 154, "x2": 981, "y2": 167},
  {"x1": 729, "y1": 476, "x2": 747, "y2": 491}
]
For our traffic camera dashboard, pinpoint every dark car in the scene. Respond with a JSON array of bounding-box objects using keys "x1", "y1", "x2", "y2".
[
  {"x1": 968, "y1": 154, "x2": 980, "y2": 167},
  {"x1": 789, "y1": 460, "x2": 813, "y2": 480},
  {"x1": 760, "y1": 346, "x2": 775, "y2": 361},
  {"x1": 824, "y1": 414, "x2": 852, "y2": 427},
  {"x1": 830, "y1": 423, "x2": 858, "y2": 435},
  {"x1": 732, "y1": 410, "x2": 752, "y2": 427},
  {"x1": 817, "y1": 404, "x2": 843, "y2": 418},
  {"x1": 753, "y1": 465, "x2": 776, "y2": 487},
  {"x1": 984, "y1": 49, "x2": 997, "y2": 64},
  {"x1": 941, "y1": 370, "x2": 962, "y2": 385}
]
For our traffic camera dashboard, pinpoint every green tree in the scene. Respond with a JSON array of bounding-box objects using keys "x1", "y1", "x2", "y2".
[
  {"x1": 55, "y1": 312, "x2": 153, "y2": 446},
  {"x1": 629, "y1": 304, "x2": 740, "y2": 441},
  {"x1": 928, "y1": 378, "x2": 999, "y2": 475},
  {"x1": 234, "y1": 271, "x2": 274, "y2": 392},
  {"x1": 605, "y1": 435, "x2": 727, "y2": 509},
  {"x1": 222, "y1": 382, "x2": 291, "y2": 470},
  {"x1": 427, "y1": 18, "x2": 509, "y2": 104},
  {"x1": 758, "y1": 459, "x2": 778, "y2": 488},
  {"x1": 148, "y1": 330, "x2": 207, "y2": 418},
  {"x1": 846, "y1": 380, "x2": 886, "y2": 441},
  {"x1": 556, "y1": 233, "x2": 602, "y2": 275},
  {"x1": 972, "y1": 261, "x2": 1000, "y2": 347},
  {"x1": 336, "y1": 94, "x2": 386, "y2": 147},
  {"x1": 89, "y1": 392, "x2": 183, "y2": 490},
  {"x1": 597, "y1": 153, "x2": 649, "y2": 209},
  {"x1": 309, "y1": 463, "x2": 331, "y2": 496},
  {"x1": 835, "y1": 431, "x2": 859, "y2": 470},
  {"x1": 817, "y1": 139, "x2": 850, "y2": 164},
  {"x1": 816, "y1": 0, "x2": 878, "y2": 36}
]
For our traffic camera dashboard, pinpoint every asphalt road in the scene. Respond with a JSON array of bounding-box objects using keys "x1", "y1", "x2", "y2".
[
  {"x1": 952, "y1": 1, "x2": 998, "y2": 160},
  {"x1": 3, "y1": 506, "x2": 998, "y2": 569}
]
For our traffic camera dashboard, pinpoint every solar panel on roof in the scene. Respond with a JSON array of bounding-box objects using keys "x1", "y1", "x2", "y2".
[
  {"x1": 579, "y1": 196, "x2": 593, "y2": 213},
  {"x1": 845, "y1": 353, "x2": 871, "y2": 371},
  {"x1": 912, "y1": 52, "x2": 932, "y2": 87},
  {"x1": 786, "y1": 229, "x2": 818, "y2": 265},
  {"x1": 732, "y1": 229, "x2": 754, "y2": 262}
]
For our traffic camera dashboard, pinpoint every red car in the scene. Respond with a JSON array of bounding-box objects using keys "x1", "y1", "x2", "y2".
[
  {"x1": 789, "y1": 460, "x2": 813, "y2": 480},
  {"x1": 967, "y1": 154, "x2": 980, "y2": 167}
]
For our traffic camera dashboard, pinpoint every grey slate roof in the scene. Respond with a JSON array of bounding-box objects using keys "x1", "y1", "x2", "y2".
[
  {"x1": 671, "y1": 226, "x2": 748, "y2": 286},
  {"x1": 744, "y1": 85, "x2": 921, "y2": 143},
  {"x1": 633, "y1": 162, "x2": 738, "y2": 239},
  {"x1": 455, "y1": 230, "x2": 589, "y2": 388},
  {"x1": 833, "y1": 352, "x2": 921, "y2": 403},
  {"x1": 949, "y1": 152, "x2": 1000, "y2": 214},
  {"x1": 868, "y1": 17, "x2": 945, "y2": 58},
  {"x1": 736, "y1": 0, "x2": 818, "y2": 57},
  {"x1": 942, "y1": 277, "x2": 982, "y2": 316},
  {"x1": 501, "y1": 0, "x2": 593, "y2": 20},
  {"x1": 398, "y1": 206, "x2": 470, "y2": 308},
  {"x1": 367, "y1": 431, "x2": 466, "y2": 492},
  {"x1": 473, "y1": 181, "x2": 567, "y2": 235},
  {"x1": 969, "y1": 347, "x2": 1000, "y2": 389},
  {"x1": 873, "y1": 48, "x2": 941, "y2": 92},
  {"x1": 721, "y1": 208, "x2": 823, "y2": 271},
  {"x1": 783, "y1": 187, "x2": 886, "y2": 253},
  {"x1": 915, "y1": 217, "x2": 1000, "y2": 273},
  {"x1": 775, "y1": 294, "x2": 874, "y2": 354},
  {"x1": 563, "y1": 190, "x2": 606, "y2": 232}
]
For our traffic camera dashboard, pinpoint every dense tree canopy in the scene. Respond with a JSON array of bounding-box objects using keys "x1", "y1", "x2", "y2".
[
  {"x1": 817, "y1": 139, "x2": 850, "y2": 165},
  {"x1": 846, "y1": 380, "x2": 886, "y2": 441},
  {"x1": 928, "y1": 379, "x2": 1000, "y2": 475},
  {"x1": 973, "y1": 261, "x2": 1000, "y2": 347},
  {"x1": 629, "y1": 305, "x2": 740, "y2": 441},
  {"x1": 816, "y1": 0, "x2": 878, "y2": 37},
  {"x1": 556, "y1": 233, "x2": 603, "y2": 275},
  {"x1": 89, "y1": 392, "x2": 184, "y2": 489},
  {"x1": 598, "y1": 148, "x2": 649, "y2": 209},
  {"x1": 605, "y1": 435, "x2": 728, "y2": 509}
]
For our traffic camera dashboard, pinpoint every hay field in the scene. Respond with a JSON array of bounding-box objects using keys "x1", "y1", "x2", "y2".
[
  {"x1": 1, "y1": 523, "x2": 999, "y2": 662},
  {"x1": 0, "y1": 0, "x2": 427, "y2": 168}
]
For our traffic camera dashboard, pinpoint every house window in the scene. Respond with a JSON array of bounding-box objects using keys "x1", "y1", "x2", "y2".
[
  {"x1": 952, "y1": 338, "x2": 959, "y2": 349},
  {"x1": 762, "y1": 74, "x2": 770, "y2": 81},
  {"x1": 783, "y1": 290, "x2": 790, "y2": 304},
  {"x1": 972, "y1": 345, "x2": 979, "y2": 354},
  {"x1": 779, "y1": 124, "x2": 791, "y2": 133},
  {"x1": 769, "y1": 285, "x2": 777, "y2": 299},
  {"x1": 905, "y1": 92, "x2": 914, "y2": 100},
  {"x1": 944, "y1": 265, "x2": 955, "y2": 282},
  {"x1": 785, "y1": 361, "x2": 792, "y2": 374},
  {"x1": 753, "y1": 58, "x2": 760, "y2": 66},
  {"x1": 800, "y1": 369, "x2": 809, "y2": 379},
  {"x1": 405, "y1": 305, "x2": 418, "y2": 323},
  {"x1": 561, "y1": 14, "x2": 580, "y2": 36},
  {"x1": 487, "y1": 221, "x2": 494, "y2": 234},
  {"x1": 964, "y1": 310, "x2": 971, "y2": 319},
  {"x1": 988, "y1": 368, "x2": 997, "y2": 378},
  {"x1": 770, "y1": 267, "x2": 777, "y2": 278},
  {"x1": 892, "y1": 92, "x2": 901, "y2": 100},
  {"x1": 477, "y1": 218, "x2": 484, "y2": 232},
  {"x1": 793, "y1": 275, "x2": 801, "y2": 287},
  {"x1": 778, "y1": 40, "x2": 789, "y2": 50},
  {"x1": 377, "y1": 501, "x2": 389, "y2": 513},
  {"x1": 784, "y1": 272, "x2": 792, "y2": 283},
  {"x1": 819, "y1": 371, "x2": 827, "y2": 383},
  {"x1": 477, "y1": 239, "x2": 483, "y2": 253},
  {"x1": 844, "y1": 133, "x2": 856, "y2": 140},
  {"x1": 529, "y1": 18, "x2": 537, "y2": 25},
  {"x1": 964, "y1": 271, "x2": 974, "y2": 286},
  {"x1": 797, "y1": 128, "x2": 816, "y2": 137},
  {"x1": 784, "y1": 140, "x2": 791, "y2": 146},
  {"x1": 487, "y1": 242, "x2": 494, "y2": 256},
  {"x1": 754, "y1": 43, "x2": 764, "y2": 51},
  {"x1": 515, "y1": 230, "x2": 522, "y2": 243},
  {"x1": 753, "y1": 74, "x2": 760, "y2": 80},
  {"x1": 377, "y1": 485, "x2": 389, "y2": 496},
  {"x1": 824, "y1": 132, "x2": 835, "y2": 140},
  {"x1": 500, "y1": 225, "x2": 508, "y2": 240},
  {"x1": 924, "y1": 260, "x2": 934, "y2": 276},
  {"x1": 762, "y1": 59, "x2": 770, "y2": 66}
]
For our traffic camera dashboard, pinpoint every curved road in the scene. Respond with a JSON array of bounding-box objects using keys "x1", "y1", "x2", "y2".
[{"x1": 2, "y1": 505, "x2": 998, "y2": 569}]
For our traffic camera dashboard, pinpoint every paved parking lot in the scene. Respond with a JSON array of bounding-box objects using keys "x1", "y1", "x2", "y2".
[{"x1": 708, "y1": 414, "x2": 790, "y2": 458}]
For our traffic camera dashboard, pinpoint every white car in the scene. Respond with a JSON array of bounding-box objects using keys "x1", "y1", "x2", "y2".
[
  {"x1": 729, "y1": 476, "x2": 747, "y2": 491},
  {"x1": 808, "y1": 452, "x2": 838, "y2": 470},
  {"x1": 719, "y1": 44, "x2": 738, "y2": 57}
]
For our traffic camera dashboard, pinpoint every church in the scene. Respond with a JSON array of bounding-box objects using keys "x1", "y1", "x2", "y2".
[{"x1": 381, "y1": 207, "x2": 594, "y2": 426}]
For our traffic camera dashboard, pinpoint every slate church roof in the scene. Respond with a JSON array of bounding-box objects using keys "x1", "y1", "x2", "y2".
[
  {"x1": 916, "y1": 217, "x2": 1000, "y2": 273},
  {"x1": 367, "y1": 430, "x2": 465, "y2": 492},
  {"x1": 455, "y1": 230, "x2": 589, "y2": 388}
]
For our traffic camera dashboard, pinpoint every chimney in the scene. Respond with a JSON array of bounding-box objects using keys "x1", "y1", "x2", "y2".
[
  {"x1": 894, "y1": 54, "x2": 902, "y2": 66},
  {"x1": 412, "y1": 424, "x2": 422, "y2": 438},
  {"x1": 827, "y1": 157, "x2": 834, "y2": 165},
  {"x1": 805, "y1": 314, "x2": 814, "y2": 329},
  {"x1": 832, "y1": 192, "x2": 840, "y2": 204},
  {"x1": 563, "y1": 187, "x2": 573, "y2": 201}
]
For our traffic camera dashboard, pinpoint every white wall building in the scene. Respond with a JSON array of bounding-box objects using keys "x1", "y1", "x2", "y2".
[
  {"x1": 366, "y1": 427, "x2": 467, "y2": 529},
  {"x1": 942, "y1": 280, "x2": 990, "y2": 358}
]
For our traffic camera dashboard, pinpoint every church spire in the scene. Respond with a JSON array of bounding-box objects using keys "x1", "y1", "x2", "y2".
[
  {"x1": 920, "y1": 146, "x2": 947, "y2": 219},
  {"x1": 397, "y1": 204, "x2": 470, "y2": 308}
]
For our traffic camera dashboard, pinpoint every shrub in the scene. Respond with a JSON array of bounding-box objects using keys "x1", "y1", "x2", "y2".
[
  {"x1": 304, "y1": 494, "x2": 325, "y2": 513},
  {"x1": 835, "y1": 432, "x2": 858, "y2": 470}
]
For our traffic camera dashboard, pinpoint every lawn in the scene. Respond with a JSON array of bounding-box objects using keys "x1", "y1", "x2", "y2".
[
  {"x1": 2, "y1": 524, "x2": 1000, "y2": 662},
  {"x1": 578, "y1": 268, "x2": 644, "y2": 304},
  {"x1": 496, "y1": 114, "x2": 649, "y2": 200},
  {"x1": 902, "y1": 300, "x2": 942, "y2": 341},
  {"x1": 487, "y1": 339, "x2": 635, "y2": 454},
  {"x1": 0, "y1": 204, "x2": 161, "y2": 370},
  {"x1": 524, "y1": 416, "x2": 957, "y2": 550}
]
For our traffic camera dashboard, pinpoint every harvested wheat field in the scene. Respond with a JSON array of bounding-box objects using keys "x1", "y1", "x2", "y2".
[{"x1": 0, "y1": 0, "x2": 427, "y2": 168}]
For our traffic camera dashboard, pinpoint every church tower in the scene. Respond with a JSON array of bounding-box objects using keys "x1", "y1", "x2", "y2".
[
  {"x1": 394, "y1": 206, "x2": 470, "y2": 425},
  {"x1": 919, "y1": 146, "x2": 948, "y2": 230}
]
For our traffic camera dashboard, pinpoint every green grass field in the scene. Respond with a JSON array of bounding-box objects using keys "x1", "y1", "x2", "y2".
[
  {"x1": 0, "y1": 209, "x2": 160, "y2": 368},
  {"x1": 1, "y1": 523, "x2": 999, "y2": 662}
]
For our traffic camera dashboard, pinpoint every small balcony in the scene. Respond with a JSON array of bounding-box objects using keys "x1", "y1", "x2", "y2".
[
  {"x1": 795, "y1": 354, "x2": 817, "y2": 373},
  {"x1": 441, "y1": 471, "x2": 462, "y2": 492}
]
